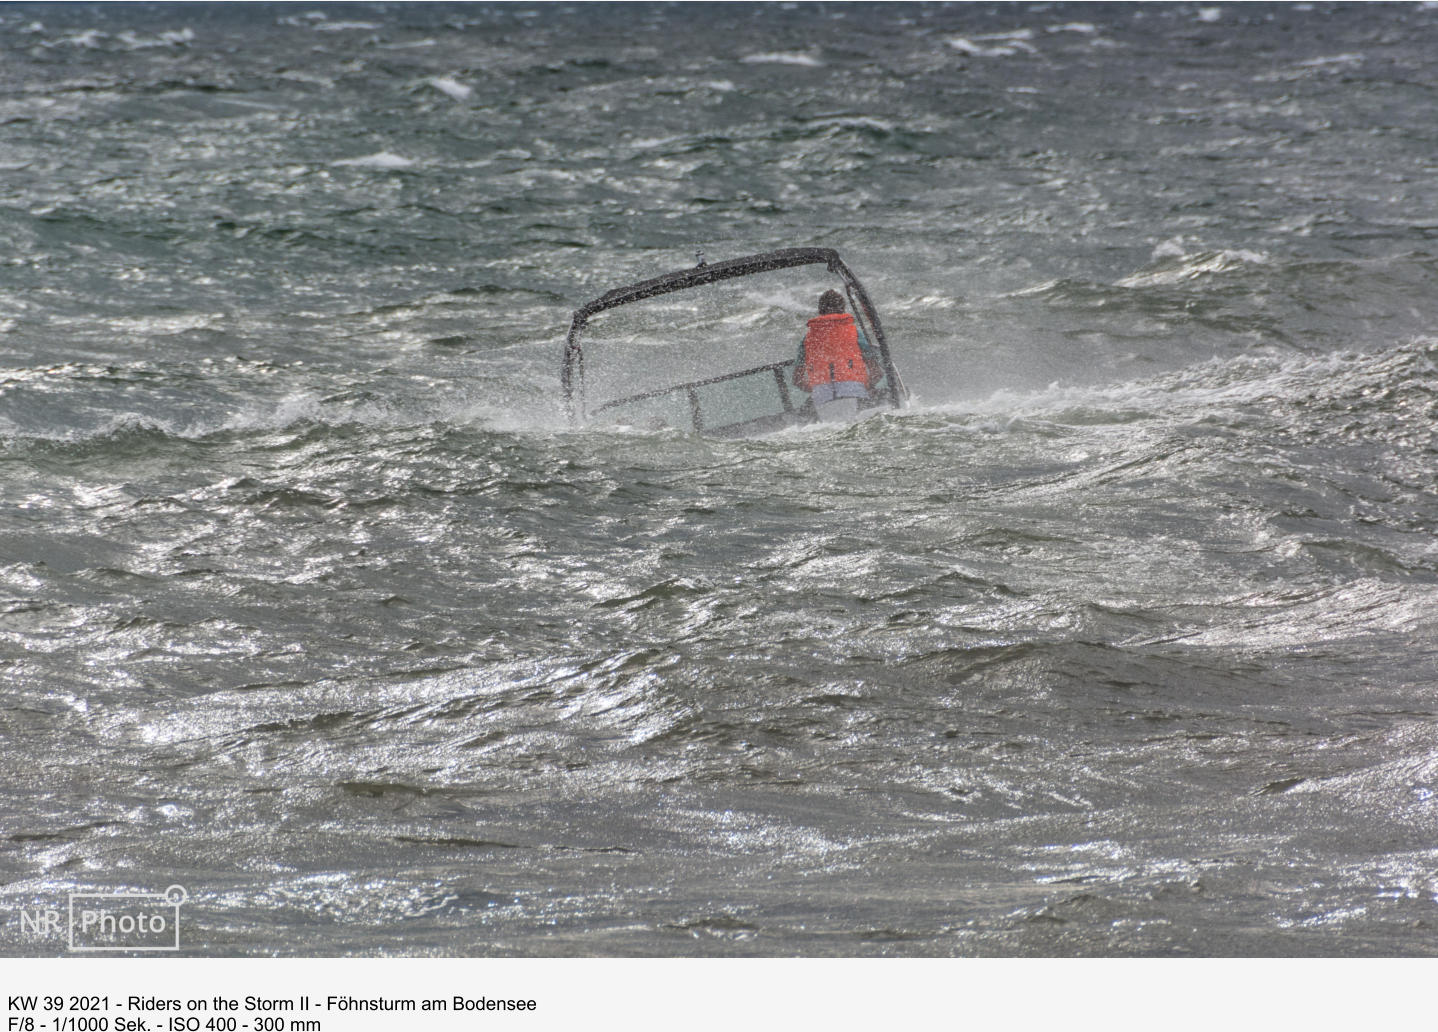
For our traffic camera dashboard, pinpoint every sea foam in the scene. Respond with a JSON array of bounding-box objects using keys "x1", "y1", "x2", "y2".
[
  {"x1": 429, "y1": 77, "x2": 473, "y2": 101},
  {"x1": 331, "y1": 152, "x2": 417, "y2": 169},
  {"x1": 739, "y1": 52, "x2": 824, "y2": 67}
]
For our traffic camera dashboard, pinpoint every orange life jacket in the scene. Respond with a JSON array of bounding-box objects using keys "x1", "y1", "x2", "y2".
[{"x1": 796, "y1": 313, "x2": 869, "y2": 391}]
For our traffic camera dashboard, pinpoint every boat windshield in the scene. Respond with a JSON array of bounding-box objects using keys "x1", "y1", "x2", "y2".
[{"x1": 578, "y1": 262, "x2": 863, "y2": 435}]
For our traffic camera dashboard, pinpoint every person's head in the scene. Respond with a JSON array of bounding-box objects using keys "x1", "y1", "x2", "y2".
[{"x1": 817, "y1": 289, "x2": 846, "y2": 315}]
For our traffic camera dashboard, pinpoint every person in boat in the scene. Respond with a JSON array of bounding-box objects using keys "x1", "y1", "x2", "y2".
[{"x1": 792, "y1": 289, "x2": 881, "y2": 420}]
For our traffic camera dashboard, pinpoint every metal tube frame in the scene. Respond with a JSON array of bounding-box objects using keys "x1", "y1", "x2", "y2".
[{"x1": 561, "y1": 247, "x2": 903, "y2": 426}]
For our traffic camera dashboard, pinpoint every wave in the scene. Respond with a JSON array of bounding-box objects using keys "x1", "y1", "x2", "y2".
[
  {"x1": 738, "y1": 52, "x2": 824, "y2": 67},
  {"x1": 0, "y1": 386, "x2": 558, "y2": 454},
  {"x1": 331, "y1": 152, "x2": 418, "y2": 170},
  {"x1": 918, "y1": 337, "x2": 1436, "y2": 426},
  {"x1": 946, "y1": 32, "x2": 1039, "y2": 58},
  {"x1": 1116, "y1": 248, "x2": 1271, "y2": 289}
]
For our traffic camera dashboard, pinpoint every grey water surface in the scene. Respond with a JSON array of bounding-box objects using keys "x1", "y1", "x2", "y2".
[{"x1": 3, "y1": 2, "x2": 1438, "y2": 956}]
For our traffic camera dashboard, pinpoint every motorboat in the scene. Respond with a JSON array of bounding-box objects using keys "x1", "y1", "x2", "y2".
[{"x1": 561, "y1": 247, "x2": 905, "y2": 437}]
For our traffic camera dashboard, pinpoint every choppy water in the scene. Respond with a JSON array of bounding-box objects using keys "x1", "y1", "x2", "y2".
[{"x1": 3, "y1": 2, "x2": 1438, "y2": 957}]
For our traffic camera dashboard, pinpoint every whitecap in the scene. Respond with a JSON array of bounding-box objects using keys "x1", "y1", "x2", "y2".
[
  {"x1": 1116, "y1": 248, "x2": 1270, "y2": 287},
  {"x1": 331, "y1": 152, "x2": 417, "y2": 169},
  {"x1": 627, "y1": 136, "x2": 678, "y2": 151},
  {"x1": 1196, "y1": 7, "x2": 1223, "y2": 22},
  {"x1": 115, "y1": 27, "x2": 194, "y2": 50},
  {"x1": 278, "y1": 70, "x2": 334, "y2": 88},
  {"x1": 1150, "y1": 236, "x2": 1188, "y2": 260},
  {"x1": 106, "y1": 313, "x2": 219, "y2": 336},
  {"x1": 429, "y1": 76, "x2": 472, "y2": 101},
  {"x1": 1297, "y1": 53, "x2": 1365, "y2": 68},
  {"x1": 946, "y1": 36, "x2": 1038, "y2": 57},
  {"x1": 739, "y1": 52, "x2": 824, "y2": 67},
  {"x1": 277, "y1": 11, "x2": 327, "y2": 27},
  {"x1": 807, "y1": 115, "x2": 894, "y2": 134},
  {"x1": 54, "y1": 29, "x2": 106, "y2": 48}
]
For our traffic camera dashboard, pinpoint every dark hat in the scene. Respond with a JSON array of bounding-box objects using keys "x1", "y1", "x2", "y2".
[{"x1": 818, "y1": 289, "x2": 845, "y2": 314}]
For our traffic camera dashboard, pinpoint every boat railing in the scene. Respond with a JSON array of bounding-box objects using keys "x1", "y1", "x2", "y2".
[
  {"x1": 563, "y1": 248, "x2": 903, "y2": 427},
  {"x1": 591, "y1": 360, "x2": 799, "y2": 434}
]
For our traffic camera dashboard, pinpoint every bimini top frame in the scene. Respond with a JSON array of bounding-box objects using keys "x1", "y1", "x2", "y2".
[{"x1": 561, "y1": 247, "x2": 903, "y2": 426}]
